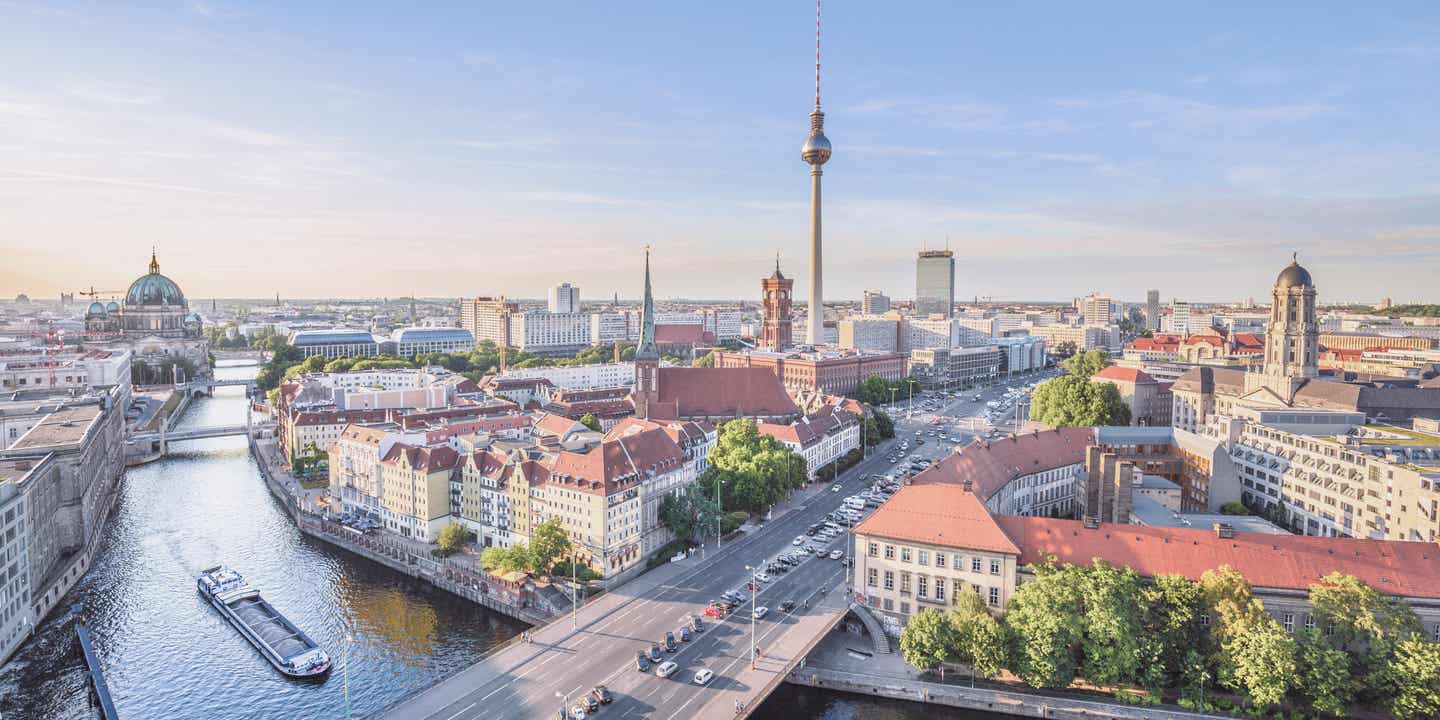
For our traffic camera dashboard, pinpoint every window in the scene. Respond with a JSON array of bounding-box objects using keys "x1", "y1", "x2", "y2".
[
  {"x1": 901, "y1": 547, "x2": 912, "y2": 563},
  {"x1": 934, "y1": 553, "x2": 946, "y2": 569},
  {"x1": 917, "y1": 575, "x2": 928, "y2": 598},
  {"x1": 883, "y1": 571, "x2": 894, "y2": 591},
  {"x1": 971, "y1": 558, "x2": 982, "y2": 573},
  {"x1": 900, "y1": 573, "x2": 911, "y2": 594},
  {"x1": 868, "y1": 568, "x2": 878, "y2": 587},
  {"x1": 917, "y1": 550, "x2": 929, "y2": 565},
  {"x1": 884, "y1": 545, "x2": 895, "y2": 560},
  {"x1": 989, "y1": 559, "x2": 1001, "y2": 576},
  {"x1": 952, "y1": 553, "x2": 963, "y2": 568},
  {"x1": 900, "y1": 601, "x2": 910, "y2": 615},
  {"x1": 1304, "y1": 614, "x2": 1315, "y2": 629},
  {"x1": 935, "y1": 578, "x2": 946, "y2": 601},
  {"x1": 883, "y1": 598, "x2": 893, "y2": 611},
  {"x1": 988, "y1": 587, "x2": 1000, "y2": 607},
  {"x1": 868, "y1": 542, "x2": 879, "y2": 557},
  {"x1": 1282, "y1": 612, "x2": 1294, "y2": 632}
]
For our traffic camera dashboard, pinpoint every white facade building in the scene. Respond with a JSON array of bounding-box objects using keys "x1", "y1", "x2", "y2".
[
  {"x1": 549, "y1": 283, "x2": 580, "y2": 314},
  {"x1": 389, "y1": 327, "x2": 475, "y2": 357},
  {"x1": 511, "y1": 312, "x2": 592, "y2": 354},
  {"x1": 500, "y1": 362, "x2": 636, "y2": 390},
  {"x1": 838, "y1": 316, "x2": 900, "y2": 353}
]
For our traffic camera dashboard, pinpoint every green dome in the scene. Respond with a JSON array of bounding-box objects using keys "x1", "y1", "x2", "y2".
[
  {"x1": 125, "y1": 251, "x2": 186, "y2": 307},
  {"x1": 87, "y1": 301, "x2": 107, "y2": 316}
]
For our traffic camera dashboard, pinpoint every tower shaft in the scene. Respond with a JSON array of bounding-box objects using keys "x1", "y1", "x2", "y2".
[{"x1": 806, "y1": 165, "x2": 823, "y2": 345}]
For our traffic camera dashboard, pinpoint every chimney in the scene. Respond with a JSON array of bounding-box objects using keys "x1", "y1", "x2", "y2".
[
  {"x1": 962, "y1": 477, "x2": 973, "y2": 492},
  {"x1": 1215, "y1": 523, "x2": 1235, "y2": 539},
  {"x1": 1082, "y1": 516, "x2": 1100, "y2": 529}
]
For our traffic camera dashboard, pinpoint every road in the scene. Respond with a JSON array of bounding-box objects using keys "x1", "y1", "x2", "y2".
[{"x1": 379, "y1": 372, "x2": 1055, "y2": 720}]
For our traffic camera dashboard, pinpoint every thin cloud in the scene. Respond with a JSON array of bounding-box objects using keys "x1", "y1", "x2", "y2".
[{"x1": 0, "y1": 169, "x2": 241, "y2": 196}]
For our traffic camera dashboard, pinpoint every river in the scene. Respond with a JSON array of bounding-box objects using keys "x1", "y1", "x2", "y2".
[{"x1": 0, "y1": 361, "x2": 999, "y2": 720}]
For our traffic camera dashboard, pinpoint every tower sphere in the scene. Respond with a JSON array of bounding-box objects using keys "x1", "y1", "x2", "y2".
[{"x1": 802, "y1": 130, "x2": 831, "y2": 165}]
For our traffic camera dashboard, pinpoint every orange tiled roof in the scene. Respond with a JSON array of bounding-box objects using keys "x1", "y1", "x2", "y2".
[
  {"x1": 853, "y1": 483, "x2": 1020, "y2": 555},
  {"x1": 914, "y1": 427, "x2": 1094, "y2": 501}
]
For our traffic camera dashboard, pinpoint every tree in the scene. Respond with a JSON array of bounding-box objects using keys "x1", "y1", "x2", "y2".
[
  {"x1": 1379, "y1": 638, "x2": 1440, "y2": 720},
  {"x1": 528, "y1": 518, "x2": 572, "y2": 574},
  {"x1": 869, "y1": 407, "x2": 895, "y2": 440},
  {"x1": 1029, "y1": 376, "x2": 1131, "y2": 427},
  {"x1": 693, "y1": 351, "x2": 715, "y2": 368},
  {"x1": 481, "y1": 543, "x2": 533, "y2": 574},
  {"x1": 1061, "y1": 349, "x2": 1109, "y2": 378},
  {"x1": 1053, "y1": 340, "x2": 1078, "y2": 358},
  {"x1": 948, "y1": 588, "x2": 1008, "y2": 679},
  {"x1": 1219, "y1": 501, "x2": 1249, "y2": 516},
  {"x1": 659, "y1": 484, "x2": 721, "y2": 545},
  {"x1": 702, "y1": 420, "x2": 808, "y2": 514},
  {"x1": 1226, "y1": 616, "x2": 1297, "y2": 708},
  {"x1": 1295, "y1": 627, "x2": 1353, "y2": 716},
  {"x1": 436, "y1": 523, "x2": 470, "y2": 556},
  {"x1": 1309, "y1": 572, "x2": 1422, "y2": 655},
  {"x1": 1077, "y1": 561, "x2": 1144, "y2": 687},
  {"x1": 323, "y1": 357, "x2": 357, "y2": 373},
  {"x1": 856, "y1": 374, "x2": 894, "y2": 405},
  {"x1": 1137, "y1": 573, "x2": 1204, "y2": 691},
  {"x1": 578, "y1": 413, "x2": 602, "y2": 432},
  {"x1": 900, "y1": 608, "x2": 958, "y2": 674},
  {"x1": 1004, "y1": 560, "x2": 1084, "y2": 688}
]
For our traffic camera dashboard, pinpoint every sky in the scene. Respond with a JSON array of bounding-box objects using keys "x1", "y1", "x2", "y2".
[{"x1": 2, "y1": 1, "x2": 1439, "y2": 305}]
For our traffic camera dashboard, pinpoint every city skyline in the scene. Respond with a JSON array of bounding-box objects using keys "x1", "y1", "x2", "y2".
[{"x1": 3, "y1": 2, "x2": 1439, "y2": 303}]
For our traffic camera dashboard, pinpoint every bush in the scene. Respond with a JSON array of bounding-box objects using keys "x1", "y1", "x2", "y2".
[
  {"x1": 647, "y1": 539, "x2": 691, "y2": 569},
  {"x1": 721, "y1": 511, "x2": 749, "y2": 535},
  {"x1": 1220, "y1": 501, "x2": 1249, "y2": 516}
]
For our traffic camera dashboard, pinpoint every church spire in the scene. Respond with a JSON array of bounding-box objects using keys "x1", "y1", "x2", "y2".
[
  {"x1": 148, "y1": 246, "x2": 160, "y2": 274},
  {"x1": 636, "y1": 246, "x2": 658, "y2": 359}
]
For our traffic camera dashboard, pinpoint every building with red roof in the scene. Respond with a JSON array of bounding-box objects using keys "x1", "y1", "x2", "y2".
[
  {"x1": 852, "y1": 480, "x2": 1440, "y2": 637},
  {"x1": 1091, "y1": 363, "x2": 1173, "y2": 427}
]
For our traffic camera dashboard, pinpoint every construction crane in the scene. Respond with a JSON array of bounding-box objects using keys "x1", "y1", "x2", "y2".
[
  {"x1": 78, "y1": 286, "x2": 123, "y2": 301},
  {"x1": 29, "y1": 320, "x2": 65, "y2": 388}
]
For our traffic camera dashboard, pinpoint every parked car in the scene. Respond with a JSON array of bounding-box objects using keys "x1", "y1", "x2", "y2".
[
  {"x1": 831, "y1": 484, "x2": 842, "y2": 492},
  {"x1": 678, "y1": 626, "x2": 691, "y2": 642},
  {"x1": 636, "y1": 650, "x2": 650, "y2": 671},
  {"x1": 691, "y1": 615, "x2": 704, "y2": 632},
  {"x1": 753, "y1": 572, "x2": 772, "y2": 583},
  {"x1": 581, "y1": 695, "x2": 599, "y2": 713},
  {"x1": 663, "y1": 632, "x2": 677, "y2": 652},
  {"x1": 656, "y1": 661, "x2": 679, "y2": 678},
  {"x1": 746, "y1": 581, "x2": 761, "y2": 591},
  {"x1": 692, "y1": 668, "x2": 714, "y2": 685},
  {"x1": 792, "y1": 535, "x2": 805, "y2": 545},
  {"x1": 704, "y1": 605, "x2": 725, "y2": 619},
  {"x1": 649, "y1": 644, "x2": 662, "y2": 662},
  {"x1": 753, "y1": 606, "x2": 769, "y2": 619},
  {"x1": 829, "y1": 549, "x2": 845, "y2": 560},
  {"x1": 780, "y1": 599, "x2": 796, "y2": 612},
  {"x1": 591, "y1": 685, "x2": 612, "y2": 704}
]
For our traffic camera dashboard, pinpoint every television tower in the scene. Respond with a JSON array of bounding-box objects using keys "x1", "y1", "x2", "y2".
[{"x1": 801, "y1": 0, "x2": 832, "y2": 346}]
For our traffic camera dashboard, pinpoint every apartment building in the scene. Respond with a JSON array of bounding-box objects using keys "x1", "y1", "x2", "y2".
[
  {"x1": 378, "y1": 444, "x2": 460, "y2": 541},
  {"x1": 837, "y1": 316, "x2": 900, "y2": 353},
  {"x1": 500, "y1": 362, "x2": 636, "y2": 390},
  {"x1": 510, "y1": 311, "x2": 592, "y2": 354},
  {"x1": 1091, "y1": 365, "x2": 1173, "y2": 427},
  {"x1": 0, "y1": 473, "x2": 32, "y2": 664},
  {"x1": 756, "y1": 404, "x2": 861, "y2": 481},
  {"x1": 923, "y1": 427, "x2": 1094, "y2": 518}
]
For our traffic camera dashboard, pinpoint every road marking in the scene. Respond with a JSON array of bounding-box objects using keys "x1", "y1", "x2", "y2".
[
  {"x1": 478, "y1": 685, "x2": 505, "y2": 701},
  {"x1": 442, "y1": 702, "x2": 476, "y2": 720}
]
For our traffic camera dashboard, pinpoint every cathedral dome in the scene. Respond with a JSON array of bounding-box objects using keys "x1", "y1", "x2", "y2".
[
  {"x1": 124, "y1": 251, "x2": 186, "y2": 307},
  {"x1": 105, "y1": 301, "x2": 120, "y2": 313},
  {"x1": 87, "y1": 301, "x2": 107, "y2": 316},
  {"x1": 1275, "y1": 259, "x2": 1312, "y2": 289}
]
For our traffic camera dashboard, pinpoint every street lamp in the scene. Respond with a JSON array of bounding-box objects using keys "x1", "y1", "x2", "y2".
[
  {"x1": 745, "y1": 563, "x2": 759, "y2": 668},
  {"x1": 905, "y1": 379, "x2": 918, "y2": 419},
  {"x1": 556, "y1": 689, "x2": 570, "y2": 719}
]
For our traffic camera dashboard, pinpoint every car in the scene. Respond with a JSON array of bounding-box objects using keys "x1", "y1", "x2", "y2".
[
  {"x1": 746, "y1": 581, "x2": 761, "y2": 591},
  {"x1": 649, "y1": 644, "x2": 663, "y2": 662},
  {"x1": 582, "y1": 695, "x2": 599, "y2": 713},
  {"x1": 656, "y1": 661, "x2": 679, "y2": 678},
  {"x1": 691, "y1": 615, "x2": 704, "y2": 632},
  {"x1": 678, "y1": 626, "x2": 691, "y2": 642},
  {"x1": 692, "y1": 668, "x2": 714, "y2": 685},
  {"x1": 636, "y1": 651, "x2": 650, "y2": 671},
  {"x1": 780, "y1": 599, "x2": 796, "y2": 612},
  {"x1": 664, "y1": 632, "x2": 677, "y2": 651},
  {"x1": 591, "y1": 685, "x2": 612, "y2": 704},
  {"x1": 804, "y1": 526, "x2": 817, "y2": 536},
  {"x1": 722, "y1": 590, "x2": 742, "y2": 603},
  {"x1": 569, "y1": 705, "x2": 587, "y2": 719},
  {"x1": 831, "y1": 484, "x2": 842, "y2": 492},
  {"x1": 829, "y1": 549, "x2": 844, "y2": 560},
  {"x1": 792, "y1": 535, "x2": 804, "y2": 545},
  {"x1": 704, "y1": 605, "x2": 725, "y2": 618},
  {"x1": 753, "y1": 606, "x2": 769, "y2": 619},
  {"x1": 793, "y1": 546, "x2": 809, "y2": 555}
]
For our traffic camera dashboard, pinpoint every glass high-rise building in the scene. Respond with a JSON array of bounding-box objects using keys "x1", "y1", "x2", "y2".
[{"x1": 915, "y1": 250, "x2": 955, "y2": 318}]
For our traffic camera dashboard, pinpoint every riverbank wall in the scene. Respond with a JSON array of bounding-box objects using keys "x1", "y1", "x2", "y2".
[
  {"x1": 246, "y1": 435, "x2": 551, "y2": 626},
  {"x1": 785, "y1": 667, "x2": 1213, "y2": 720}
]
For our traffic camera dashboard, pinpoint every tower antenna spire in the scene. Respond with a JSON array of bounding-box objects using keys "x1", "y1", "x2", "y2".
[{"x1": 815, "y1": 0, "x2": 822, "y2": 109}]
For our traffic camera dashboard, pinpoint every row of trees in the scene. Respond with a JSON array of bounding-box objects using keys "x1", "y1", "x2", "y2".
[
  {"x1": 1028, "y1": 350, "x2": 1131, "y2": 427},
  {"x1": 899, "y1": 561, "x2": 1440, "y2": 718}
]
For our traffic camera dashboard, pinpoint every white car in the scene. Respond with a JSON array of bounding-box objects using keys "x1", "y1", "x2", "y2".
[
  {"x1": 753, "y1": 606, "x2": 769, "y2": 619},
  {"x1": 692, "y1": 668, "x2": 714, "y2": 685},
  {"x1": 656, "y1": 661, "x2": 679, "y2": 678},
  {"x1": 792, "y1": 536, "x2": 804, "y2": 546},
  {"x1": 753, "y1": 572, "x2": 772, "y2": 583},
  {"x1": 829, "y1": 549, "x2": 844, "y2": 560}
]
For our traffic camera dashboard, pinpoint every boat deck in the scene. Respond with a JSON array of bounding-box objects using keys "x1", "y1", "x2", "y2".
[{"x1": 227, "y1": 595, "x2": 312, "y2": 661}]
